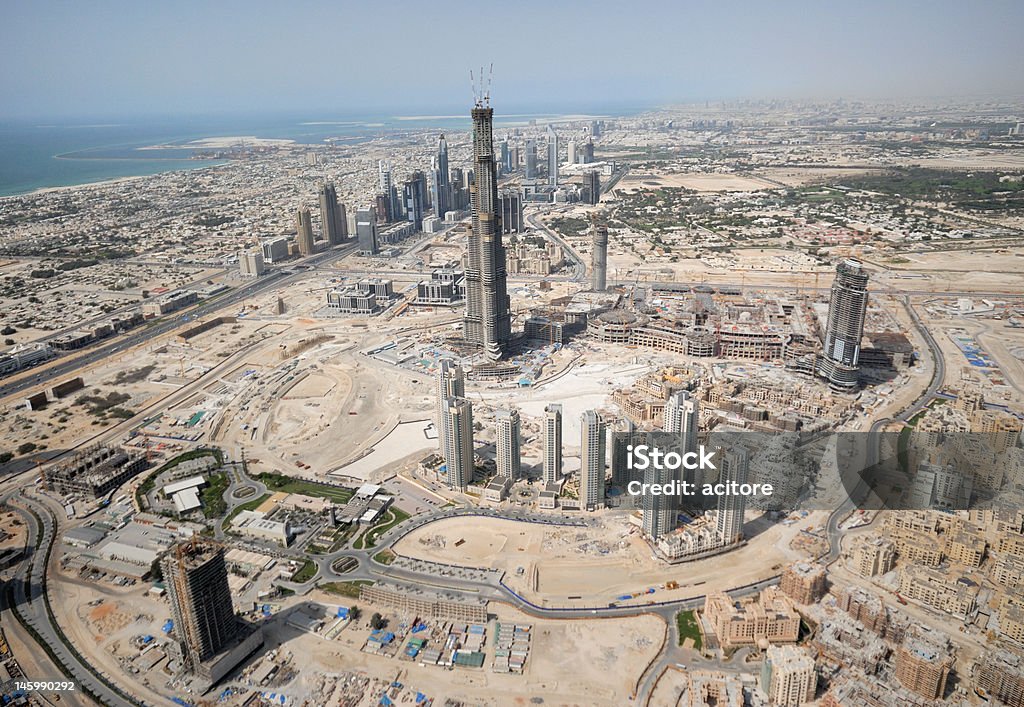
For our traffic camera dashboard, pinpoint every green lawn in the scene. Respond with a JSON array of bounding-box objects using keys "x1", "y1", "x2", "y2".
[
  {"x1": 321, "y1": 580, "x2": 374, "y2": 599},
  {"x1": 134, "y1": 447, "x2": 224, "y2": 509},
  {"x1": 200, "y1": 472, "x2": 229, "y2": 518},
  {"x1": 290, "y1": 559, "x2": 318, "y2": 583},
  {"x1": 255, "y1": 472, "x2": 354, "y2": 504},
  {"x1": 223, "y1": 493, "x2": 271, "y2": 529},
  {"x1": 355, "y1": 507, "x2": 410, "y2": 549},
  {"x1": 676, "y1": 610, "x2": 703, "y2": 649},
  {"x1": 373, "y1": 549, "x2": 396, "y2": 565}
]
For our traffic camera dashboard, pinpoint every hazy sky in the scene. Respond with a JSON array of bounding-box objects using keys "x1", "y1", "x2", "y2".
[{"x1": 2, "y1": 0, "x2": 1022, "y2": 119}]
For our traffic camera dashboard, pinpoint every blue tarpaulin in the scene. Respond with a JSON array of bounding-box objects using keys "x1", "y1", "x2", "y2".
[{"x1": 162, "y1": 620, "x2": 174, "y2": 633}]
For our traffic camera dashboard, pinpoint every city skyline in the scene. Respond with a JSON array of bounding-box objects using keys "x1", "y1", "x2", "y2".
[{"x1": 0, "y1": 8, "x2": 1022, "y2": 702}]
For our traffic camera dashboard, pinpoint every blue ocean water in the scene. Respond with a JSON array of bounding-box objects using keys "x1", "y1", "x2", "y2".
[{"x1": 0, "y1": 109, "x2": 629, "y2": 197}]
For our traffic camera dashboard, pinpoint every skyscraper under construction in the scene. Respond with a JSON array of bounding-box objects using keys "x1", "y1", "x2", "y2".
[
  {"x1": 161, "y1": 539, "x2": 262, "y2": 687},
  {"x1": 463, "y1": 100, "x2": 512, "y2": 360},
  {"x1": 817, "y1": 259, "x2": 869, "y2": 390}
]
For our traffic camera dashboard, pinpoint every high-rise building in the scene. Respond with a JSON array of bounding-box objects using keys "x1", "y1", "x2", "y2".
[
  {"x1": 610, "y1": 420, "x2": 643, "y2": 486},
  {"x1": 510, "y1": 144, "x2": 520, "y2": 173},
  {"x1": 404, "y1": 170, "x2": 427, "y2": 231},
  {"x1": 319, "y1": 182, "x2": 347, "y2": 245},
  {"x1": 435, "y1": 359, "x2": 465, "y2": 451},
  {"x1": 524, "y1": 139, "x2": 538, "y2": 179},
  {"x1": 580, "y1": 410, "x2": 607, "y2": 510},
  {"x1": 716, "y1": 447, "x2": 748, "y2": 544},
  {"x1": 590, "y1": 222, "x2": 608, "y2": 291},
  {"x1": 760, "y1": 645, "x2": 817, "y2": 707},
  {"x1": 462, "y1": 100, "x2": 513, "y2": 361},
  {"x1": 567, "y1": 139, "x2": 577, "y2": 165},
  {"x1": 582, "y1": 169, "x2": 601, "y2": 205},
  {"x1": 238, "y1": 250, "x2": 265, "y2": 277},
  {"x1": 378, "y1": 161, "x2": 395, "y2": 221},
  {"x1": 441, "y1": 396, "x2": 474, "y2": 491},
  {"x1": 161, "y1": 540, "x2": 262, "y2": 686},
  {"x1": 817, "y1": 259, "x2": 869, "y2": 390},
  {"x1": 664, "y1": 390, "x2": 699, "y2": 453},
  {"x1": 543, "y1": 403, "x2": 563, "y2": 484},
  {"x1": 641, "y1": 459, "x2": 673, "y2": 540},
  {"x1": 431, "y1": 135, "x2": 451, "y2": 217},
  {"x1": 374, "y1": 193, "x2": 390, "y2": 224},
  {"x1": 546, "y1": 125, "x2": 559, "y2": 186},
  {"x1": 590, "y1": 119, "x2": 601, "y2": 139},
  {"x1": 450, "y1": 167, "x2": 467, "y2": 211},
  {"x1": 582, "y1": 139, "x2": 595, "y2": 164},
  {"x1": 495, "y1": 408, "x2": 521, "y2": 480},
  {"x1": 647, "y1": 390, "x2": 699, "y2": 537},
  {"x1": 261, "y1": 237, "x2": 289, "y2": 263},
  {"x1": 295, "y1": 208, "x2": 315, "y2": 256},
  {"x1": 356, "y1": 206, "x2": 379, "y2": 256},
  {"x1": 498, "y1": 138, "x2": 510, "y2": 175},
  {"x1": 499, "y1": 191, "x2": 523, "y2": 234}
]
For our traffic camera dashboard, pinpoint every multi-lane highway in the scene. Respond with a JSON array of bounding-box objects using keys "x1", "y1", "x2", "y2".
[
  {"x1": 4, "y1": 490, "x2": 143, "y2": 706},
  {"x1": 0, "y1": 244, "x2": 357, "y2": 400}
]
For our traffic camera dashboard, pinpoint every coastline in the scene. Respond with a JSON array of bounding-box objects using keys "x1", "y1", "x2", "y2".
[{"x1": 1, "y1": 160, "x2": 226, "y2": 200}]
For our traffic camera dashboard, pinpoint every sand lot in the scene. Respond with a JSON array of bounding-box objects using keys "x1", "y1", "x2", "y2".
[
  {"x1": 301, "y1": 595, "x2": 665, "y2": 706},
  {"x1": 616, "y1": 172, "x2": 773, "y2": 193},
  {"x1": 394, "y1": 515, "x2": 794, "y2": 608}
]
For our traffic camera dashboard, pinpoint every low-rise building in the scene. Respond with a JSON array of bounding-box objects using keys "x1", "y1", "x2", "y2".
[
  {"x1": 44, "y1": 444, "x2": 148, "y2": 499},
  {"x1": 703, "y1": 587, "x2": 800, "y2": 648},
  {"x1": 897, "y1": 566, "x2": 979, "y2": 618},
  {"x1": 760, "y1": 644, "x2": 816, "y2": 706},
  {"x1": 232, "y1": 510, "x2": 291, "y2": 546},
  {"x1": 945, "y1": 530, "x2": 986, "y2": 567},
  {"x1": 851, "y1": 536, "x2": 896, "y2": 577},
  {"x1": 974, "y1": 649, "x2": 1024, "y2": 707},
  {"x1": 894, "y1": 628, "x2": 954, "y2": 700},
  {"x1": 780, "y1": 562, "x2": 826, "y2": 605}
]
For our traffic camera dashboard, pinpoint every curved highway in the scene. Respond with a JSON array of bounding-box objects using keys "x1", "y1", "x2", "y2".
[{"x1": 3, "y1": 490, "x2": 144, "y2": 707}]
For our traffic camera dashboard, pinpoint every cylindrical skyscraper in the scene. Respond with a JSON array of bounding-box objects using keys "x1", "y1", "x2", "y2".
[
  {"x1": 818, "y1": 259, "x2": 869, "y2": 390},
  {"x1": 591, "y1": 222, "x2": 608, "y2": 291}
]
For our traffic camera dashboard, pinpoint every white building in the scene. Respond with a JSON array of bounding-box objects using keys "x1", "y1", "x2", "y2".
[
  {"x1": 239, "y1": 250, "x2": 266, "y2": 277},
  {"x1": 580, "y1": 410, "x2": 607, "y2": 510},
  {"x1": 543, "y1": 403, "x2": 563, "y2": 484},
  {"x1": 442, "y1": 397, "x2": 474, "y2": 491},
  {"x1": 495, "y1": 408, "x2": 521, "y2": 479},
  {"x1": 715, "y1": 447, "x2": 749, "y2": 545},
  {"x1": 233, "y1": 510, "x2": 291, "y2": 546}
]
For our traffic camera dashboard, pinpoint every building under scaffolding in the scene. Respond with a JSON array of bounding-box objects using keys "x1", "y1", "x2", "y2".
[
  {"x1": 523, "y1": 307, "x2": 586, "y2": 345},
  {"x1": 161, "y1": 539, "x2": 263, "y2": 690},
  {"x1": 44, "y1": 444, "x2": 148, "y2": 499}
]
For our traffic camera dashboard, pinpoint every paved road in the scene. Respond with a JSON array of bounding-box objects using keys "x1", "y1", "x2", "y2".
[
  {"x1": 4, "y1": 490, "x2": 143, "y2": 707},
  {"x1": 0, "y1": 244, "x2": 357, "y2": 400},
  {"x1": 824, "y1": 295, "x2": 945, "y2": 562},
  {"x1": 524, "y1": 211, "x2": 586, "y2": 282}
]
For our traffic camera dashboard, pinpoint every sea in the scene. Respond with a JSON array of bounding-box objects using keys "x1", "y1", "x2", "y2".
[{"x1": 0, "y1": 107, "x2": 638, "y2": 198}]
